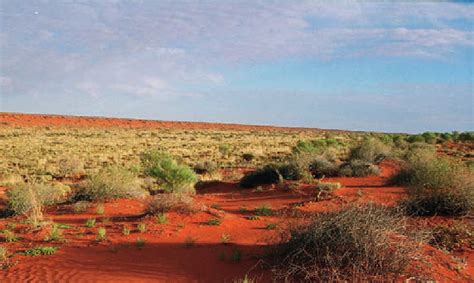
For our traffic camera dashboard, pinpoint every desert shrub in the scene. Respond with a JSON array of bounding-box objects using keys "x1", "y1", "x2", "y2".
[
  {"x1": 57, "y1": 155, "x2": 84, "y2": 178},
  {"x1": 309, "y1": 157, "x2": 339, "y2": 178},
  {"x1": 276, "y1": 162, "x2": 306, "y2": 181},
  {"x1": 193, "y1": 161, "x2": 218, "y2": 175},
  {"x1": 439, "y1": 132, "x2": 453, "y2": 141},
  {"x1": 292, "y1": 139, "x2": 341, "y2": 155},
  {"x1": 147, "y1": 193, "x2": 197, "y2": 214},
  {"x1": 315, "y1": 181, "x2": 341, "y2": 192},
  {"x1": 0, "y1": 246, "x2": 7, "y2": 262},
  {"x1": 429, "y1": 224, "x2": 474, "y2": 251},
  {"x1": 239, "y1": 165, "x2": 282, "y2": 188},
  {"x1": 395, "y1": 151, "x2": 474, "y2": 216},
  {"x1": 218, "y1": 143, "x2": 233, "y2": 157},
  {"x1": 421, "y1": 132, "x2": 438, "y2": 144},
  {"x1": 141, "y1": 150, "x2": 197, "y2": 194},
  {"x1": 339, "y1": 159, "x2": 380, "y2": 177},
  {"x1": 6, "y1": 183, "x2": 70, "y2": 221},
  {"x1": 268, "y1": 204, "x2": 414, "y2": 281},
  {"x1": 96, "y1": 227, "x2": 107, "y2": 241},
  {"x1": 458, "y1": 131, "x2": 474, "y2": 141},
  {"x1": 44, "y1": 224, "x2": 63, "y2": 242},
  {"x1": 406, "y1": 134, "x2": 425, "y2": 143},
  {"x1": 254, "y1": 204, "x2": 273, "y2": 216},
  {"x1": 76, "y1": 166, "x2": 147, "y2": 202},
  {"x1": 348, "y1": 138, "x2": 390, "y2": 164},
  {"x1": 242, "y1": 153, "x2": 255, "y2": 162}
]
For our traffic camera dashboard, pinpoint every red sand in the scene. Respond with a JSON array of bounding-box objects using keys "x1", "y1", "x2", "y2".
[
  {"x1": 1, "y1": 160, "x2": 472, "y2": 282},
  {"x1": 0, "y1": 112, "x2": 331, "y2": 132}
]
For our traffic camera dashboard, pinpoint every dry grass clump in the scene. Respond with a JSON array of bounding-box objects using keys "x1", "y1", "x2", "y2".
[
  {"x1": 6, "y1": 182, "x2": 70, "y2": 225},
  {"x1": 268, "y1": 204, "x2": 415, "y2": 282},
  {"x1": 75, "y1": 166, "x2": 148, "y2": 202},
  {"x1": 394, "y1": 150, "x2": 474, "y2": 216},
  {"x1": 147, "y1": 193, "x2": 198, "y2": 214},
  {"x1": 429, "y1": 223, "x2": 474, "y2": 251},
  {"x1": 141, "y1": 150, "x2": 197, "y2": 194}
]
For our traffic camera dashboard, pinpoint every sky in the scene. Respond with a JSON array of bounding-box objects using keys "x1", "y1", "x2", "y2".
[{"x1": 0, "y1": 1, "x2": 473, "y2": 133}]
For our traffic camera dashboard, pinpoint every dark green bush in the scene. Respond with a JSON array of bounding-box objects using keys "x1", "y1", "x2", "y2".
[
  {"x1": 309, "y1": 158, "x2": 339, "y2": 178},
  {"x1": 239, "y1": 165, "x2": 282, "y2": 188}
]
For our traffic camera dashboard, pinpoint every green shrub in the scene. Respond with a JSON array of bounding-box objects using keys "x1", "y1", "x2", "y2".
[
  {"x1": 24, "y1": 246, "x2": 58, "y2": 256},
  {"x1": 254, "y1": 204, "x2": 273, "y2": 216},
  {"x1": 206, "y1": 218, "x2": 221, "y2": 226},
  {"x1": 96, "y1": 227, "x2": 107, "y2": 241},
  {"x1": 348, "y1": 139, "x2": 390, "y2": 164},
  {"x1": 137, "y1": 223, "x2": 147, "y2": 233},
  {"x1": 1, "y1": 230, "x2": 18, "y2": 242},
  {"x1": 44, "y1": 224, "x2": 63, "y2": 242},
  {"x1": 406, "y1": 134, "x2": 425, "y2": 143},
  {"x1": 239, "y1": 165, "x2": 282, "y2": 188},
  {"x1": 421, "y1": 132, "x2": 438, "y2": 144},
  {"x1": 395, "y1": 152, "x2": 474, "y2": 216},
  {"x1": 141, "y1": 151, "x2": 197, "y2": 194},
  {"x1": 77, "y1": 166, "x2": 147, "y2": 201},
  {"x1": 268, "y1": 204, "x2": 414, "y2": 281},
  {"x1": 85, "y1": 218, "x2": 96, "y2": 228}
]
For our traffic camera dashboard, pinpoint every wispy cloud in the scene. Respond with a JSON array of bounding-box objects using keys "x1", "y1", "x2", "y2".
[{"x1": 0, "y1": 1, "x2": 472, "y2": 131}]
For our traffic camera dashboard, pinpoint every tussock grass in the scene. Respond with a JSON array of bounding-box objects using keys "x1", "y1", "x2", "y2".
[{"x1": 268, "y1": 204, "x2": 416, "y2": 281}]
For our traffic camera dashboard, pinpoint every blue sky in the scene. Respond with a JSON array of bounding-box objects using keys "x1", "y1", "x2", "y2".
[{"x1": 0, "y1": 1, "x2": 472, "y2": 133}]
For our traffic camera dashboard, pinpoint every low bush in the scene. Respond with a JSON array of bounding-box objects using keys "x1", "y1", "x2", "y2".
[
  {"x1": 242, "y1": 153, "x2": 255, "y2": 162},
  {"x1": 339, "y1": 160, "x2": 380, "y2": 177},
  {"x1": 348, "y1": 138, "x2": 390, "y2": 164},
  {"x1": 239, "y1": 165, "x2": 282, "y2": 188},
  {"x1": 24, "y1": 246, "x2": 58, "y2": 256},
  {"x1": 309, "y1": 157, "x2": 339, "y2": 178},
  {"x1": 147, "y1": 193, "x2": 198, "y2": 215},
  {"x1": 6, "y1": 182, "x2": 70, "y2": 215},
  {"x1": 394, "y1": 151, "x2": 474, "y2": 216},
  {"x1": 141, "y1": 151, "x2": 197, "y2": 194},
  {"x1": 268, "y1": 204, "x2": 414, "y2": 281},
  {"x1": 193, "y1": 161, "x2": 218, "y2": 175},
  {"x1": 76, "y1": 166, "x2": 147, "y2": 202},
  {"x1": 57, "y1": 155, "x2": 84, "y2": 178},
  {"x1": 429, "y1": 224, "x2": 474, "y2": 251}
]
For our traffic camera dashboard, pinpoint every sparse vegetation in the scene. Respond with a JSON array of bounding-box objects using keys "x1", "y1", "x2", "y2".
[
  {"x1": 137, "y1": 223, "x2": 147, "y2": 233},
  {"x1": 85, "y1": 218, "x2": 96, "y2": 228},
  {"x1": 206, "y1": 218, "x2": 222, "y2": 226},
  {"x1": 24, "y1": 246, "x2": 58, "y2": 256},
  {"x1": 394, "y1": 150, "x2": 474, "y2": 216},
  {"x1": 147, "y1": 193, "x2": 197, "y2": 214},
  {"x1": 75, "y1": 166, "x2": 147, "y2": 202},
  {"x1": 96, "y1": 227, "x2": 107, "y2": 241},
  {"x1": 268, "y1": 204, "x2": 415, "y2": 281},
  {"x1": 430, "y1": 224, "x2": 474, "y2": 251}
]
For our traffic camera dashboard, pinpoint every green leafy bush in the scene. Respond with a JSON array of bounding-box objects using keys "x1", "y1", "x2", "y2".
[
  {"x1": 141, "y1": 151, "x2": 197, "y2": 194},
  {"x1": 269, "y1": 204, "x2": 414, "y2": 281},
  {"x1": 76, "y1": 166, "x2": 147, "y2": 202},
  {"x1": 24, "y1": 246, "x2": 58, "y2": 256}
]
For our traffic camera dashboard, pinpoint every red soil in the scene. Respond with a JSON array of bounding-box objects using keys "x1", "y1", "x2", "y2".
[
  {"x1": 1, "y1": 160, "x2": 472, "y2": 282},
  {"x1": 0, "y1": 112, "x2": 332, "y2": 132}
]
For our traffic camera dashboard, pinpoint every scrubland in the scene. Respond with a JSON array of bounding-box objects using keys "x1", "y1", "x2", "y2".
[{"x1": 0, "y1": 113, "x2": 473, "y2": 282}]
